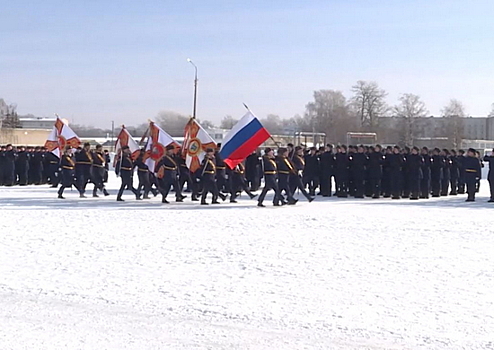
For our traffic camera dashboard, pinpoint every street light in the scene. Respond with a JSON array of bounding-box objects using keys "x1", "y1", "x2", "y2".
[{"x1": 187, "y1": 58, "x2": 198, "y2": 119}]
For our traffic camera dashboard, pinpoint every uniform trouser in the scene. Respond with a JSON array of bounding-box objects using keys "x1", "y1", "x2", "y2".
[
  {"x1": 290, "y1": 174, "x2": 312, "y2": 200},
  {"x1": 2, "y1": 166, "x2": 15, "y2": 186},
  {"x1": 402, "y1": 175, "x2": 410, "y2": 197},
  {"x1": 382, "y1": 173, "x2": 390, "y2": 196},
  {"x1": 258, "y1": 175, "x2": 282, "y2": 205},
  {"x1": 353, "y1": 176, "x2": 365, "y2": 197},
  {"x1": 76, "y1": 166, "x2": 91, "y2": 194},
  {"x1": 92, "y1": 166, "x2": 107, "y2": 195},
  {"x1": 117, "y1": 173, "x2": 139, "y2": 199},
  {"x1": 58, "y1": 170, "x2": 79, "y2": 196},
  {"x1": 369, "y1": 178, "x2": 381, "y2": 197},
  {"x1": 466, "y1": 176, "x2": 477, "y2": 200},
  {"x1": 441, "y1": 177, "x2": 450, "y2": 196},
  {"x1": 335, "y1": 173, "x2": 348, "y2": 196},
  {"x1": 319, "y1": 174, "x2": 333, "y2": 196},
  {"x1": 409, "y1": 176, "x2": 420, "y2": 198},
  {"x1": 160, "y1": 176, "x2": 182, "y2": 200},
  {"x1": 103, "y1": 168, "x2": 109, "y2": 183},
  {"x1": 48, "y1": 163, "x2": 60, "y2": 186},
  {"x1": 278, "y1": 174, "x2": 295, "y2": 202},
  {"x1": 489, "y1": 172, "x2": 494, "y2": 200},
  {"x1": 247, "y1": 174, "x2": 261, "y2": 192},
  {"x1": 431, "y1": 178, "x2": 441, "y2": 196},
  {"x1": 16, "y1": 167, "x2": 28, "y2": 185},
  {"x1": 420, "y1": 177, "x2": 430, "y2": 198},
  {"x1": 32, "y1": 167, "x2": 42, "y2": 185},
  {"x1": 216, "y1": 169, "x2": 227, "y2": 192},
  {"x1": 450, "y1": 177, "x2": 458, "y2": 194},
  {"x1": 458, "y1": 174, "x2": 465, "y2": 193},
  {"x1": 201, "y1": 177, "x2": 219, "y2": 202},
  {"x1": 230, "y1": 175, "x2": 254, "y2": 199},
  {"x1": 303, "y1": 174, "x2": 319, "y2": 195},
  {"x1": 390, "y1": 171, "x2": 402, "y2": 198},
  {"x1": 137, "y1": 171, "x2": 153, "y2": 197},
  {"x1": 179, "y1": 170, "x2": 198, "y2": 198}
]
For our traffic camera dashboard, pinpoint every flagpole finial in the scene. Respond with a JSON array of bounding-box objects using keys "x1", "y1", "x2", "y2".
[
  {"x1": 243, "y1": 103, "x2": 250, "y2": 111},
  {"x1": 54, "y1": 113, "x2": 59, "y2": 118}
]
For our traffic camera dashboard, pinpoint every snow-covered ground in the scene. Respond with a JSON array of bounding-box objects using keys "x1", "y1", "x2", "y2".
[{"x1": 1, "y1": 174, "x2": 493, "y2": 350}]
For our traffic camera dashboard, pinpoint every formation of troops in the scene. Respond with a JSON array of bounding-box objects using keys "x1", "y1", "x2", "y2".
[{"x1": 1, "y1": 142, "x2": 494, "y2": 206}]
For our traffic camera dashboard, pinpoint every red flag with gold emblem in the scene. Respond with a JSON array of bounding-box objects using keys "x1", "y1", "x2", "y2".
[
  {"x1": 44, "y1": 117, "x2": 81, "y2": 158},
  {"x1": 144, "y1": 121, "x2": 180, "y2": 173},
  {"x1": 183, "y1": 118, "x2": 216, "y2": 172}
]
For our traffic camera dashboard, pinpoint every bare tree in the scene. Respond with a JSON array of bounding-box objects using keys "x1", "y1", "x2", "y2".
[
  {"x1": 219, "y1": 115, "x2": 238, "y2": 129},
  {"x1": 199, "y1": 119, "x2": 215, "y2": 129},
  {"x1": 156, "y1": 110, "x2": 190, "y2": 136},
  {"x1": 260, "y1": 114, "x2": 284, "y2": 134},
  {"x1": 442, "y1": 99, "x2": 466, "y2": 149},
  {"x1": 351, "y1": 81, "x2": 388, "y2": 131},
  {"x1": 305, "y1": 90, "x2": 356, "y2": 143},
  {"x1": 1, "y1": 103, "x2": 21, "y2": 129},
  {"x1": 393, "y1": 93, "x2": 428, "y2": 146}
]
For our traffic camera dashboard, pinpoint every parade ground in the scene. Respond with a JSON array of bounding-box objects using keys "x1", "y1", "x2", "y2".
[{"x1": 1, "y1": 175, "x2": 493, "y2": 350}]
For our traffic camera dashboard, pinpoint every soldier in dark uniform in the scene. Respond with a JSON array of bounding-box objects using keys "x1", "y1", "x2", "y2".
[
  {"x1": 115, "y1": 146, "x2": 141, "y2": 201},
  {"x1": 464, "y1": 148, "x2": 482, "y2": 202},
  {"x1": 430, "y1": 148, "x2": 444, "y2": 197},
  {"x1": 335, "y1": 145, "x2": 349, "y2": 197},
  {"x1": 347, "y1": 145, "x2": 356, "y2": 196},
  {"x1": 407, "y1": 146, "x2": 423, "y2": 200},
  {"x1": 176, "y1": 151, "x2": 198, "y2": 201},
  {"x1": 58, "y1": 147, "x2": 78, "y2": 199},
  {"x1": 387, "y1": 146, "x2": 404, "y2": 199},
  {"x1": 319, "y1": 144, "x2": 335, "y2": 197},
  {"x1": 381, "y1": 146, "x2": 393, "y2": 197},
  {"x1": 41, "y1": 147, "x2": 49, "y2": 184},
  {"x1": 2, "y1": 144, "x2": 16, "y2": 186},
  {"x1": 215, "y1": 144, "x2": 228, "y2": 193},
  {"x1": 402, "y1": 146, "x2": 411, "y2": 198},
  {"x1": 200, "y1": 148, "x2": 221, "y2": 205},
  {"x1": 276, "y1": 148, "x2": 298, "y2": 205},
  {"x1": 45, "y1": 150, "x2": 60, "y2": 187},
  {"x1": 349, "y1": 145, "x2": 368, "y2": 198},
  {"x1": 483, "y1": 148, "x2": 494, "y2": 202},
  {"x1": 103, "y1": 149, "x2": 110, "y2": 183},
  {"x1": 245, "y1": 150, "x2": 262, "y2": 191},
  {"x1": 31, "y1": 146, "x2": 44, "y2": 185},
  {"x1": 75, "y1": 143, "x2": 93, "y2": 198},
  {"x1": 15, "y1": 146, "x2": 29, "y2": 186},
  {"x1": 229, "y1": 161, "x2": 257, "y2": 203},
  {"x1": 0, "y1": 145, "x2": 5, "y2": 186},
  {"x1": 303, "y1": 147, "x2": 319, "y2": 196},
  {"x1": 257, "y1": 147, "x2": 283, "y2": 207},
  {"x1": 156, "y1": 145, "x2": 185, "y2": 203},
  {"x1": 91, "y1": 144, "x2": 109, "y2": 197},
  {"x1": 420, "y1": 147, "x2": 432, "y2": 199},
  {"x1": 134, "y1": 149, "x2": 156, "y2": 199},
  {"x1": 440, "y1": 149, "x2": 451, "y2": 196},
  {"x1": 476, "y1": 151, "x2": 483, "y2": 193},
  {"x1": 457, "y1": 149, "x2": 466, "y2": 194},
  {"x1": 26, "y1": 146, "x2": 35, "y2": 184},
  {"x1": 289, "y1": 146, "x2": 314, "y2": 202},
  {"x1": 449, "y1": 150, "x2": 459, "y2": 195},
  {"x1": 368, "y1": 145, "x2": 383, "y2": 199}
]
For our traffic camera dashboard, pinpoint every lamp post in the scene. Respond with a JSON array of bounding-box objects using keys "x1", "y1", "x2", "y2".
[{"x1": 187, "y1": 58, "x2": 198, "y2": 119}]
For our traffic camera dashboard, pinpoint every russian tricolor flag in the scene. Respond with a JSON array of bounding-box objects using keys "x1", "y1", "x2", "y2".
[{"x1": 220, "y1": 111, "x2": 271, "y2": 169}]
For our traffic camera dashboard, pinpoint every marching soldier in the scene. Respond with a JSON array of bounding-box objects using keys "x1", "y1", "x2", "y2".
[
  {"x1": 229, "y1": 162, "x2": 257, "y2": 203},
  {"x1": 200, "y1": 148, "x2": 222, "y2": 205},
  {"x1": 156, "y1": 145, "x2": 185, "y2": 203},
  {"x1": 215, "y1": 144, "x2": 228, "y2": 193},
  {"x1": 91, "y1": 144, "x2": 109, "y2": 197},
  {"x1": 289, "y1": 146, "x2": 314, "y2": 202},
  {"x1": 303, "y1": 147, "x2": 319, "y2": 196},
  {"x1": 45, "y1": 150, "x2": 60, "y2": 187},
  {"x1": 115, "y1": 146, "x2": 141, "y2": 201},
  {"x1": 134, "y1": 149, "x2": 158, "y2": 199},
  {"x1": 276, "y1": 148, "x2": 298, "y2": 205},
  {"x1": 75, "y1": 143, "x2": 93, "y2": 198},
  {"x1": 103, "y1": 149, "x2": 111, "y2": 183},
  {"x1": 58, "y1": 147, "x2": 78, "y2": 199},
  {"x1": 257, "y1": 147, "x2": 283, "y2": 207}
]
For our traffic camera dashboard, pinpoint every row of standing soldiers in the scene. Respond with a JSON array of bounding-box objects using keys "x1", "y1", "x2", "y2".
[{"x1": 244, "y1": 144, "x2": 488, "y2": 203}]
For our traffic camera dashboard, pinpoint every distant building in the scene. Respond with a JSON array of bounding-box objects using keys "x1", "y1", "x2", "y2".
[{"x1": 18, "y1": 116, "x2": 56, "y2": 129}]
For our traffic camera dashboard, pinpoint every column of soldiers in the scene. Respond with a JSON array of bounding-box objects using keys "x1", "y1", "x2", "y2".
[
  {"x1": 1, "y1": 143, "x2": 493, "y2": 205},
  {"x1": 243, "y1": 144, "x2": 487, "y2": 204}
]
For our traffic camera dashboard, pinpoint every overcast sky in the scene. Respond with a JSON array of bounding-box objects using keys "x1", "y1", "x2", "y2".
[{"x1": 2, "y1": 0, "x2": 494, "y2": 127}]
